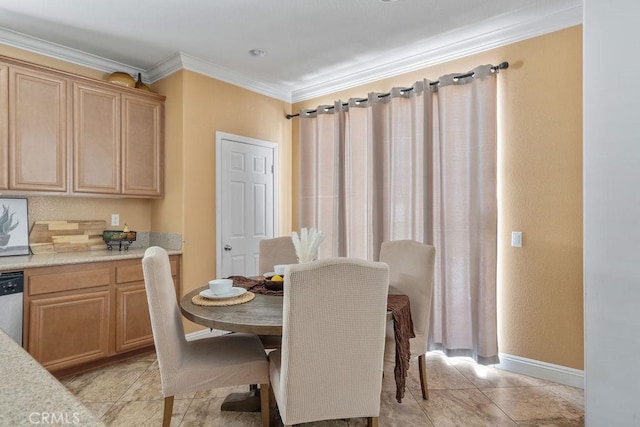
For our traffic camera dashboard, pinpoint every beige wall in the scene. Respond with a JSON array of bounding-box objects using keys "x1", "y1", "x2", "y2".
[
  {"x1": 149, "y1": 71, "x2": 184, "y2": 234},
  {"x1": 292, "y1": 26, "x2": 583, "y2": 370},
  {"x1": 154, "y1": 70, "x2": 292, "y2": 333}
]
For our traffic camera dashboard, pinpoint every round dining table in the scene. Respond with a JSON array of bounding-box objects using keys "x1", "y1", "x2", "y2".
[
  {"x1": 180, "y1": 287, "x2": 283, "y2": 335},
  {"x1": 180, "y1": 283, "x2": 405, "y2": 413},
  {"x1": 180, "y1": 285, "x2": 398, "y2": 335}
]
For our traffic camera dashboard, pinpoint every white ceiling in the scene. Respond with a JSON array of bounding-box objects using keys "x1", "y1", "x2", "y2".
[{"x1": 0, "y1": 0, "x2": 581, "y2": 102}]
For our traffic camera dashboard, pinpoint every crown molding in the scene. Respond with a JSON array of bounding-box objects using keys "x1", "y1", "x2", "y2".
[
  {"x1": 0, "y1": 0, "x2": 581, "y2": 104},
  {"x1": 291, "y1": 0, "x2": 583, "y2": 102},
  {"x1": 0, "y1": 26, "x2": 144, "y2": 77},
  {"x1": 147, "y1": 52, "x2": 292, "y2": 103}
]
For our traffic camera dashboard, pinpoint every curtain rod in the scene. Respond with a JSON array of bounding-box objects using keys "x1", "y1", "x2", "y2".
[{"x1": 285, "y1": 61, "x2": 509, "y2": 119}]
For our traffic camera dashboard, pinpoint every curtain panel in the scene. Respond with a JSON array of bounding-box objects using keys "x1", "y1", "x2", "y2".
[{"x1": 298, "y1": 65, "x2": 499, "y2": 364}]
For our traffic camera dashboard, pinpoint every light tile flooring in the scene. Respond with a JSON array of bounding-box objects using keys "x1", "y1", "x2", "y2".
[{"x1": 60, "y1": 352, "x2": 584, "y2": 426}]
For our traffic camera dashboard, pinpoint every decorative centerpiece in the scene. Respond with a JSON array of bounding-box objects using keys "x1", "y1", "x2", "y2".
[
  {"x1": 291, "y1": 227, "x2": 326, "y2": 263},
  {"x1": 103, "y1": 224, "x2": 136, "y2": 251}
]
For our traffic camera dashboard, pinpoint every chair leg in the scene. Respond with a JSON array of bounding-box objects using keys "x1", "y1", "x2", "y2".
[
  {"x1": 368, "y1": 416, "x2": 379, "y2": 427},
  {"x1": 418, "y1": 354, "x2": 429, "y2": 400},
  {"x1": 162, "y1": 396, "x2": 174, "y2": 427},
  {"x1": 260, "y1": 383, "x2": 270, "y2": 427}
]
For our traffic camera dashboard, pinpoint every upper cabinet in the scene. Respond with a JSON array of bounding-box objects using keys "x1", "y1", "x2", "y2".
[
  {"x1": 73, "y1": 81, "x2": 121, "y2": 194},
  {"x1": 0, "y1": 55, "x2": 165, "y2": 198},
  {"x1": 122, "y1": 93, "x2": 163, "y2": 197},
  {"x1": 9, "y1": 65, "x2": 68, "y2": 192},
  {"x1": 0, "y1": 63, "x2": 7, "y2": 190}
]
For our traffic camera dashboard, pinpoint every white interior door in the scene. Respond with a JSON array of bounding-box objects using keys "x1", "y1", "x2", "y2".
[{"x1": 216, "y1": 132, "x2": 277, "y2": 277}]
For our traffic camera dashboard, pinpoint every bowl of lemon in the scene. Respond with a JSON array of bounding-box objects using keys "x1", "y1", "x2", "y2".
[{"x1": 265, "y1": 274, "x2": 284, "y2": 291}]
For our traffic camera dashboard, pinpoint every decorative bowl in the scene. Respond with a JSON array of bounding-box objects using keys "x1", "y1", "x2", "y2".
[
  {"x1": 107, "y1": 72, "x2": 135, "y2": 87},
  {"x1": 264, "y1": 280, "x2": 284, "y2": 291},
  {"x1": 102, "y1": 230, "x2": 137, "y2": 242}
]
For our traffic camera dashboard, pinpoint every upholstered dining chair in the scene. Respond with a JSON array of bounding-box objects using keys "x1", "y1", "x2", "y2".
[
  {"x1": 257, "y1": 236, "x2": 297, "y2": 350},
  {"x1": 142, "y1": 246, "x2": 270, "y2": 427},
  {"x1": 269, "y1": 258, "x2": 390, "y2": 427},
  {"x1": 258, "y1": 236, "x2": 297, "y2": 275},
  {"x1": 380, "y1": 240, "x2": 436, "y2": 400}
]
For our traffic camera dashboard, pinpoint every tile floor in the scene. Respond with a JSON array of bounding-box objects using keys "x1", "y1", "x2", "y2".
[{"x1": 60, "y1": 352, "x2": 584, "y2": 426}]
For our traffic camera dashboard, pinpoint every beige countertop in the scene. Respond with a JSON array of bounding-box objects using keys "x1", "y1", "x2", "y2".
[
  {"x1": 0, "y1": 247, "x2": 182, "y2": 272},
  {"x1": 0, "y1": 328, "x2": 105, "y2": 426}
]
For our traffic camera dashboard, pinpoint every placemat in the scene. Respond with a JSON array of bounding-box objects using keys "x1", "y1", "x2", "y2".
[{"x1": 191, "y1": 291, "x2": 255, "y2": 306}]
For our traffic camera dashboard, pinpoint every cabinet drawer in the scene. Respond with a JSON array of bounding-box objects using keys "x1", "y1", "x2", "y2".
[
  {"x1": 116, "y1": 259, "x2": 177, "y2": 284},
  {"x1": 28, "y1": 266, "x2": 111, "y2": 296}
]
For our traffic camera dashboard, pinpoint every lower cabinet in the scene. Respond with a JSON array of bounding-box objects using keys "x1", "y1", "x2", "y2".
[
  {"x1": 28, "y1": 290, "x2": 110, "y2": 371},
  {"x1": 115, "y1": 284, "x2": 153, "y2": 352},
  {"x1": 24, "y1": 255, "x2": 180, "y2": 372}
]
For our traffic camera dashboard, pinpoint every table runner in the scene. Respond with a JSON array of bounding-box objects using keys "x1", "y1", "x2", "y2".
[
  {"x1": 386, "y1": 294, "x2": 415, "y2": 403},
  {"x1": 228, "y1": 275, "x2": 414, "y2": 402},
  {"x1": 229, "y1": 275, "x2": 282, "y2": 295}
]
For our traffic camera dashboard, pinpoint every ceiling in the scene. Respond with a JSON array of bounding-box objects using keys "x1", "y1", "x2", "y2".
[{"x1": 0, "y1": 0, "x2": 581, "y2": 102}]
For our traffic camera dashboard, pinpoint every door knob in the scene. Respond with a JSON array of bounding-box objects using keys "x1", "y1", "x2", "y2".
[{"x1": 224, "y1": 244, "x2": 232, "y2": 252}]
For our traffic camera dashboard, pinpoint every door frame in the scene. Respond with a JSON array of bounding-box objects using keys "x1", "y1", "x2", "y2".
[{"x1": 215, "y1": 131, "x2": 279, "y2": 277}]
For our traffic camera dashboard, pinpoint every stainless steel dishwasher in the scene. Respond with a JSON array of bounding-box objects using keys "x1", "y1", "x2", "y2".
[{"x1": 0, "y1": 271, "x2": 24, "y2": 346}]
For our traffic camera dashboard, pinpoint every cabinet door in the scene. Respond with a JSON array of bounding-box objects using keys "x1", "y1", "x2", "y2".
[
  {"x1": 8, "y1": 66, "x2": 68, "y2": 192},
  {"x1": 115, "y1": 283, "x2": 153, "y2": 352},
  {"x1": 0, "y1": 63, "x2": 7, "y2": 190},
  {"x1": 122, "y1": 94, "x2": 163, "y2": 196},
  {"x1": 73, "y1": 81, "x2": 121, "y2": 194},
  {"x1": 28, "y1": 290, "x2": 110, "y2": 371}
]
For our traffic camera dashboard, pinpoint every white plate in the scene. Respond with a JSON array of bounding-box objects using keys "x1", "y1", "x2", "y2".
[
  {"x1": 199, "y1": 287, "x2": 247, "y2": 300},
  {"x1": 263, "y1": 272, "x2": 276, "y2": 278}
]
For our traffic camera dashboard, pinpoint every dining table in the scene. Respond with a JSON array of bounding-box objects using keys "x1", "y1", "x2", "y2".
[
  {"x1": 181, "y1": 285, "x2": 399, "y2": 334},
  {"x1": 180, "y1": 277, "x2": 413, "y2": 411}
]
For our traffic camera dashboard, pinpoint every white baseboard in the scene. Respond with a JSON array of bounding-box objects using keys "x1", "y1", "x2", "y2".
[
  {"x1": 183, "y1": 335, "x2": 584, "y2": 390},
  {"x1": 495, "y1": 353, "x2": 584, "y2": 389}
]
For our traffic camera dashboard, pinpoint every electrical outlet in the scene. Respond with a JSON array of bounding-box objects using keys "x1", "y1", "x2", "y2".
[
  {"x1": 111, "y1": 214, "x2": 120, "y2": 227},
  {"x1": 511, "y1": 231, "x2": 523, "y2": 247}
]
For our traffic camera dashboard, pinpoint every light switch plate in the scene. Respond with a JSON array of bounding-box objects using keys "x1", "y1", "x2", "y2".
[
  {"x1": 511, "y1": 231, "x2": 523, "y2": 247},
  {"x1": 111, "y1": 214, "x2": 119, "y2": 226}
]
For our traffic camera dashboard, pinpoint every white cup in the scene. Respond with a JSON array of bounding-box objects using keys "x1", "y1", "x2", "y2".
[
  {"x1": 208, "y1": 279, "x2": 233, "y2": 295},
  {"x1": 273, "y1": 264, "x2": 287, "y2": 276}
]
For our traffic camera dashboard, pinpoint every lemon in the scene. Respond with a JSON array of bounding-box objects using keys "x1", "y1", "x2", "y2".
[{"x1": 271, "y1": 274, "x2": 283, "y2": 282}]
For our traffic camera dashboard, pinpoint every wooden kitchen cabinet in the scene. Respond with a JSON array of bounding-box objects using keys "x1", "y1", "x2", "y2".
[
  {"x1": 24, "y1": 255, "x2": 180, "y2": 373},
  {"x1": 0, "y1": 63, "x2": 7, "y2": 190},
  {"x1": 28, "y1": 290, "x2": 111, "y2": 371},
  {"x1": 73, "y1": 81, "x2": 121, "y2": 194},
  {"x1": 0, "y1": 54, "x2": 165, "y2": 198},
  {"x1": 8, "y1": 65, "x2": 68, "y2": 192},
  {"x1": 73, "y1": 82, "x2": 165, "y2": 197},
  {"x1": 114, "y1": 257, "x2": 178, "y2": 352},
  {"x1": 122, "y1": 93, "x2": 163, "y2": 196}
]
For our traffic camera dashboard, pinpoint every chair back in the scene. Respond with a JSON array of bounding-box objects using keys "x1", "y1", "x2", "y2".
[
  {"x1": 258, "y1": 236, "x2": 297, "y2": 274},
  {"x1": 142, "y1": 246, "x2": 186, "y2": 384},
  {"x1": 277, "y1": 258, "x2": 389, "y2": 424},
  {"x1": 380, "y1": 240, "x2": 436, "y2": 355}
]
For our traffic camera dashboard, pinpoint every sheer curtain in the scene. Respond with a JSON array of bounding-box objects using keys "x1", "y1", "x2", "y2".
[{"x1": 298, "y1": 65, "x2": 499, "y2": 364}]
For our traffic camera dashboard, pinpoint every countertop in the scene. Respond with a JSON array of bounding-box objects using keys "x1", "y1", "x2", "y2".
[
  {"x1": 0, "y1": 328, "x2": 105, "y2": 426},
  {"x1": 0, "y1": 248, "x2": 182, "y2": 272}
]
